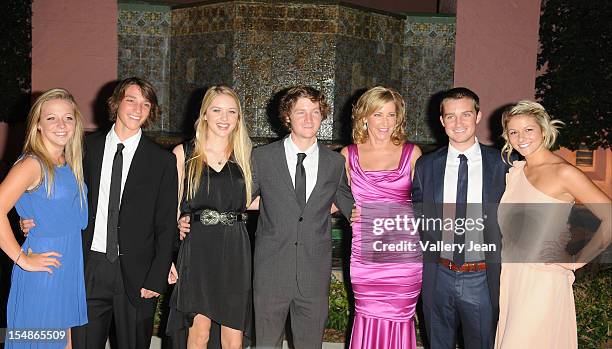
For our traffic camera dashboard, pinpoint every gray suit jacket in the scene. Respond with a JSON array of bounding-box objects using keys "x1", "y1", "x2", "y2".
[{"x1": 252, "y1": 138, "x2": 354, "y2": 298}]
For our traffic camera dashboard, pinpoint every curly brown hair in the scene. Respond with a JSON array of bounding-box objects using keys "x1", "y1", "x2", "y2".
[
  {"x1": 278, "y1": 86, "x2": 330, "y2": 131},
  {"x1": 107, "y1": 77, "x2": 160, "y2": 128}
]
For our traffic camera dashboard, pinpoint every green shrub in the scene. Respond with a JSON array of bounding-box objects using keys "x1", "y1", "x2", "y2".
[
  {"x1": 327, "y1": 274, "x2": 349, "y2": 331},
  {"x1": 574, "y1": 267, "x2": 611, "y2": 348},
  {"x1": 154, "y1": 294, "x2": 164, "y2": 334}
]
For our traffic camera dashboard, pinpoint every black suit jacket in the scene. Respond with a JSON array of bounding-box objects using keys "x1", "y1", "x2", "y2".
[
  {"x1": 82, "y1": 131, "x2": 178, "y2": 307},
  {"x1": 412, "y1": 144, "x2": 509, "y2": 321}
]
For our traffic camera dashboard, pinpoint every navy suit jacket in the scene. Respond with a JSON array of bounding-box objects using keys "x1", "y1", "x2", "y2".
[{"x1": 412, "y1": 143, "x2": 509, "y2": 321}]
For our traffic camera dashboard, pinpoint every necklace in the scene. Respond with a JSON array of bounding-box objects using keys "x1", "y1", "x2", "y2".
[{"x1": 205, "y1": 149, "x2": 227, "y2": 166}]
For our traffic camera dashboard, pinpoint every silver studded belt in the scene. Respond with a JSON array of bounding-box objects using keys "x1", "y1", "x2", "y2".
[{"x1": 193, "y1": 209, "x2": 248, "y2": 226}]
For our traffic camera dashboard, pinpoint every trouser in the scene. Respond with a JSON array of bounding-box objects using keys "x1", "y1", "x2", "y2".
[
  {"x1": 424, "y1": 264, "x2": 494, "y2": 349},
  {"x1": 73, "y1": 252, "x2": 156, "y2": 349},
  {"x1": 254, "y1": 282, "x2": 328, "y2": 349}
]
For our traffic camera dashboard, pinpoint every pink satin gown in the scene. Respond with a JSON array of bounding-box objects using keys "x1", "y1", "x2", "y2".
[{"x1": 347, "y1": 143, "x2": 423, "y2": 349}]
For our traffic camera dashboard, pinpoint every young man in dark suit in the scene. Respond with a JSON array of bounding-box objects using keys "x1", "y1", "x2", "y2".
[
  {"x1": 23, "y1": 77, "x2": 178, "y2": 348},
  {"x1": 412, "y1": 87, "x2": 508, "y2": 349},
  {"x1": 77, "y1": 77, "x2": 178, "y2": 348}
]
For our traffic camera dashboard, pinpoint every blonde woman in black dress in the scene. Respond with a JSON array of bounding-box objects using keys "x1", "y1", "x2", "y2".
[{"x1": 167, "y1": 85, "x2": 253, "y2": 349}]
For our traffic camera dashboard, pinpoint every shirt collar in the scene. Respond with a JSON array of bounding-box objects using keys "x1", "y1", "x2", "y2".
[
  {"x1": 285, "y1": 135, "x2": 318, "y2": 157},
  {"x1": 108, "y1": 124, "x2": 142, "y2": 153},
  {"x1": 448, "y1": 137, "x2": 481, "y2": 160}
]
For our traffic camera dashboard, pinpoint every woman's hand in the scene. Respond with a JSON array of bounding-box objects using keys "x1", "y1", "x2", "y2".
[
  {"x1": 350, "y1": 205, "x2": 360, "y2": 225},
  {"x1": 178, "y1": 215, "x2": 191, "y2": 240},
  {"x1": 168, "y1": 263, "x2": 178, "y2": 284},
  {"x1": 547, "y1": 262, "x2": 583, "y2": 272},
  {"x1": 17, "y1": 248, "x2": 61, "y2": 273}
]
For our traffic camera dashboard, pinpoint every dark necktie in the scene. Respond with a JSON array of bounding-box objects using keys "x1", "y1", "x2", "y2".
[
  {"x1": 295, "y1": 153, "x2": 307, "y2": 209},
  {"x1": 106, "y1": 143, "x2": 124, "y2": 263},
  {"x1": 454, "y1": 154, "x2": 468, "y2": 266}
]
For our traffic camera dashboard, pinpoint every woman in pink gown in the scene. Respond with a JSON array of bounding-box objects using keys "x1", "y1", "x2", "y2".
[{"x1": 341, "y1": 86, "x2": 423, "y2": 349}]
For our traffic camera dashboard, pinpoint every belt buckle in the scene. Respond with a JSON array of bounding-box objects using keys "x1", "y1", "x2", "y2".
[
  {"x1": 450, "y1": 260, "x2": 462, "y2": 273},
  {"x1": 200, "y1": 209, "x2": 220, "y2": 225},
  {"x1": 221, "y1": 212, "x2": 236, "y2": 226}
]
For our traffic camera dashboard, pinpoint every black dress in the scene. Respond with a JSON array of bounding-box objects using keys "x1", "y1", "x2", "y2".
[{"x1": 167, "y1": 145, "x2": 252, "y2": 348}]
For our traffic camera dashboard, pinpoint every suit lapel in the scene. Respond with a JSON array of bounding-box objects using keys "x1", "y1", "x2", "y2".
[
  {"x1": 480, "y1": 144, "x2": 493, "y2": 204},
  {"x1": 433, "y1": 147, "x2": 447, "y2": 204},
  {"x1": 304, "y1": 143, "x2": 326, "y2": 210},
  {"x1": 89, "y1": 134, "x2": 106, "y2": 216},
  {"x1": 276, "y1": 139, "x2": 297, "y2": 199},
  {"x1": 120, "y1": 135, "x2": 147, "y2": 210}
]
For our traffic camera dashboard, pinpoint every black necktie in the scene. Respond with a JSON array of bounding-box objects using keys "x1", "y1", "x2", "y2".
[
  {"x1": 107, "y1": 143, "x2": 124, "y2": 263},
  {"x1": 295, "y1": 153, "x2": 307, "y2": 209},
  {"x1": 454, "y1": 154, "x2": 468, "y2": 266}
]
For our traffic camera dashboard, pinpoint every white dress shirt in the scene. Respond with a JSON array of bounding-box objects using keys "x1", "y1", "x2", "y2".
[
  {"x1": 442, "y1": 139, "x2": 485, "y2": 261},
  {"x1": 91, "y1": 126, "x2": 142, "y2": 253},
  {"x1": 284, "y1": 135, "x2": 319, "y2": 202},
  {"x1": 443, "y1": 140, "x2": 483, "y2": 205}
]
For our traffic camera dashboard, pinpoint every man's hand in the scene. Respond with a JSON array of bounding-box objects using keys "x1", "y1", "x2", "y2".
[
  {"x1": 140, "y1": 288, "x2": 160, "y2": 298},
  {"x1": 168, "y1": 263, "x2": 178, "y2": 284},
  {"x1": 178, "y1": 215, "x2": 191, "y2": 240},
  {"x1": 19, "y1": 218, "x2": 36, "y2": 237}
]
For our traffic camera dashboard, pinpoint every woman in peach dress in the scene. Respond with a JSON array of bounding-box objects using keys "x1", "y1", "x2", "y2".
[{"x1": 494, "y1": 100, "x2": 611, "y2": 349}]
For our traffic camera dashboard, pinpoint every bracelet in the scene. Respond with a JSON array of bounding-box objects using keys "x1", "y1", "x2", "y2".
[{"x1": 14, "y1": 249, "x2": 23, "y2": 265}]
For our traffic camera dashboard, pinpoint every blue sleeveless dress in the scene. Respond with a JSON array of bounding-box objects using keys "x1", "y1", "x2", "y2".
[{"x1": 6, "y1": 160, "x2": 88, "y2": 348}]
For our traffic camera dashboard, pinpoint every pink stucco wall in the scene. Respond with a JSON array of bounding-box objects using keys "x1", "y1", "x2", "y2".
[
  {"x1": 32, "y1": 0, "x2": 117, "y2": 131},
  {"x1": 453, "y1": 0, "x2": 542, "y2": 144}
]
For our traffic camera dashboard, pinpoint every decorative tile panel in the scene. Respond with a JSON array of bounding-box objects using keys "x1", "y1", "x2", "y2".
[
  {"x1": 118, "y1": 4, "x2": 171, "y2": 131},
  {"x1": 118, "y1": 1, "x2": 456, "y2": 144},
  {"x1": 402, "y1": 15, "x2": 456, "y2": 144}
]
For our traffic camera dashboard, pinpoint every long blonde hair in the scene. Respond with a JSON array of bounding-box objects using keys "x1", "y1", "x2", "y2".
[
  {"x1": 185, "y1": 86, "x2": 252, "y2": 206},
  {"x1": 23, "y1": 88, "x2": 85, "y2": 202},
  {"x1": 501, "y1": 100, "x2": 564, "y2": 163}
]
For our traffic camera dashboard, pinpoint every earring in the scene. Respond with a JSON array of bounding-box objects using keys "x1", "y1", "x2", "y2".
[{"x1": 363, "y1": 122, "x2": 368, "y2": 130}]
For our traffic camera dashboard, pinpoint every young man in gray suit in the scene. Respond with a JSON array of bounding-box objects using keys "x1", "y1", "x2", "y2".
[{"x1": 251, "y1": 86, "x2": 353, "y2": 348}]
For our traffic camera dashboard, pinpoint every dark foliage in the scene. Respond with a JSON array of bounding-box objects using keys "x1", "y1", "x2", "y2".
[
  {"x1": 537, "y1": 0, "x2": 611, "y2": 150},
  {"x1": 0, "y1": 0, "x2": 32, "y2": 123}
]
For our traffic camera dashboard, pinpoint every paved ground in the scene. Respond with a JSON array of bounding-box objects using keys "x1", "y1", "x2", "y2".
[
  {"x1": 107, "y1": 336, "x2": 425, "y2": 348},
  {"x1": 107, "y1": 337, "x2": 346, "y2": 348}
]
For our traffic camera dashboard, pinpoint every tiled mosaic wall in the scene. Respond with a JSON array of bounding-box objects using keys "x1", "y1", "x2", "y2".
[
  {"x1": 170, "y1": 5, "x2": 235, "y2": 134},
  {"x1": 118, "y1": 4, "x2": 171, "y2": 131},
  {"x1": 235, "y1": 31, "x2": 337, "y2": 139},
  {"x1": 118, "y1": 1, "x2": 455, "y2": 143},
  {"x1": 233, "y1": 2, "x2": 339, "y2": 139},
  {"x1": 333, "y1": 7, "x2": 404, "y2": 141},
  {"x1": 402, "y1": 15, "x2": 456, "y2": 143},
  {"x1": 170, "y1": 2, "x2": 339, "y2": 139}
]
